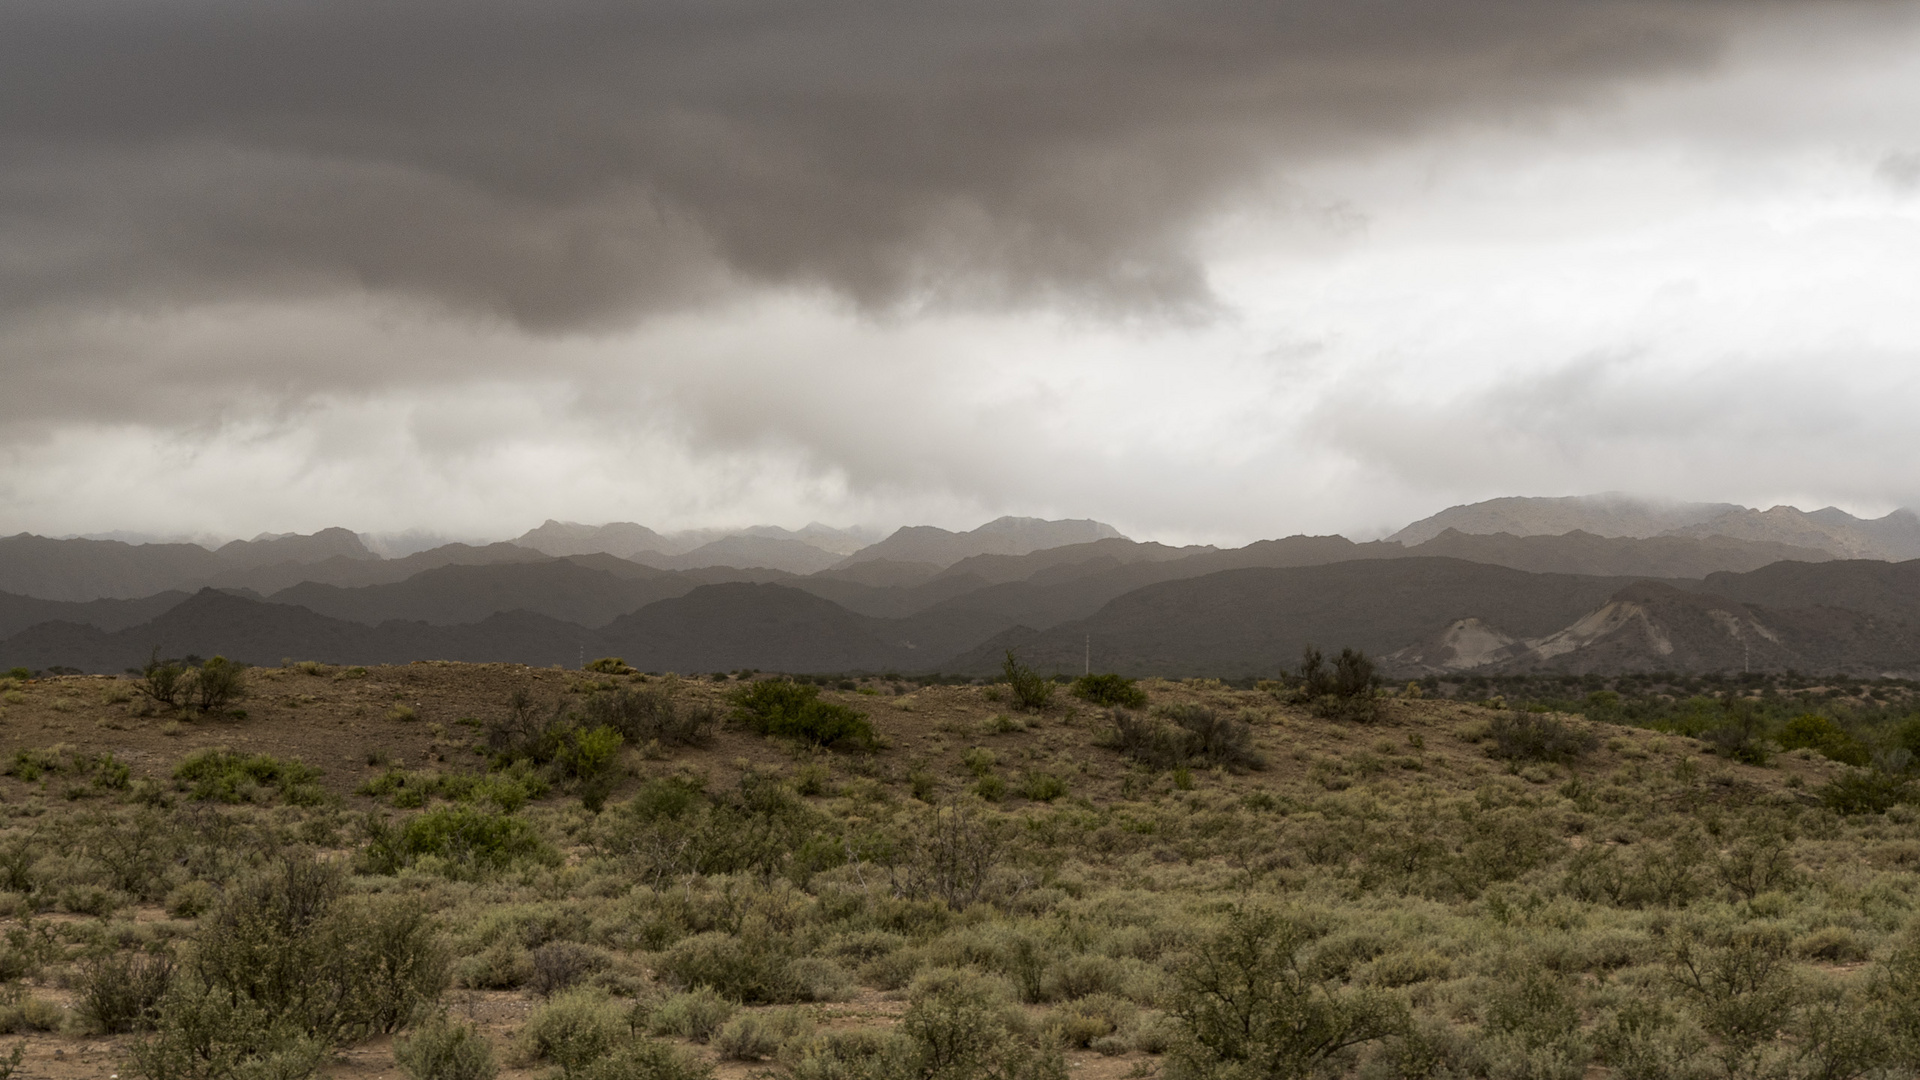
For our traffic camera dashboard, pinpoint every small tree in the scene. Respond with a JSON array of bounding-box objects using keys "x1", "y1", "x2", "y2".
[
  {"x1": 1167, "y1": 907, "x2": 1403, "y2": 1079},
  {"x1": 1294, "y1": 645, "x2": 1380, "y2": 723},
  {"x1": 1002, "y1": 652, "x2": 1054, "y2": 711},
  {"x1": 1070, "y1": 673, "x2": 1146, "y2": 708},
  {"x1": 139, "y1": 649, "x2": 189, "y2": 709},
  {"x1": 188, "y1": 656, "x2": 246, "y2": 714}
]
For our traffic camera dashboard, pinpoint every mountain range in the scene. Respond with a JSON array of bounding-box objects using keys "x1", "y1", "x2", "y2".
[{"x1": 4, "y1": 494, "x2": 1918, "y2": 678}]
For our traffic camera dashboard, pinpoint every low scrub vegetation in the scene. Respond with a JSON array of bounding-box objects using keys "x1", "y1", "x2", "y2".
[
  {"x1": 1102, "y1": 704, "x2": 1265, "y2": 772},
  {"x1": 8, "y1": 664, "x2": 1920, "y2": 1079},
  {"x1": 1069, "y1": 673, "x2": 1146, "y2": 708},
  {"x1": 729, "y1": 680, "x2": 876, "y2": 751}
]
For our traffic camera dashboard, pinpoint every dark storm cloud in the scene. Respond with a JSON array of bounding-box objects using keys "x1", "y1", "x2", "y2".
[{"x1": 0, "y1": 0, "x2": 1871, "y2": 328}]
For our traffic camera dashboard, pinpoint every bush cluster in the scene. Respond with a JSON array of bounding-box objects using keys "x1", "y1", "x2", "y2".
[
  {"x1": 1103, "y1": 705, "x2": 1265, "y2": 772},
  {"x1": 728, "y1": 681, "x2": 876, "y2": 751},
  {"x1": 1488, "y1": 712, "x2": 1601, "y2": 764},
  {"x1": 1070, "y1": 673, "x2": 1147, "y2": 709}
]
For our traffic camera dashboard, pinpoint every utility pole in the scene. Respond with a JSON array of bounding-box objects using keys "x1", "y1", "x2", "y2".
[{"x1": 1085, "y1": 635, "x2": 1090, "y2": 676}]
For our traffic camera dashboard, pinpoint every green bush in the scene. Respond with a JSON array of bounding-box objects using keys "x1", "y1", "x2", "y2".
[
  {"x1": 574, "y1": 1040, "x2": 712, "y2": 1080},
  {"x1": 1296, "y1": 645, "x2": 1381, "y2": 722},
  {"x1": 901, "y1": 968, "x2": 1065, "y2": 1080},
  {"x1": 519, "y1": 988, "x2": 627, "y2": 1075},
  {"x1": 173, "y1": 749, "x2": 328, "y2": 806},
  {"x1": 188, "y1": 656, "x2": 247, "y2": 714},
  {"x1": 528, "y1": 942, "x2": 605, "y2": 998},
  {"x1": 1165, "y1": 908, "x2": 1403, "y2": 1080},
  {"x1": 139, "y1": 650, "x2": 190, "y2": 709},
  {"x1": 655, "y1": 931, "x2": 804, "y2": 1004},
  {"x1": 396, "y1": 1016, "x2": 498, "y2": 1080},
  {"x1": 1488, "y1": 712, "x2": 1600, "y2": 764},
  {"x1": 730, "y1": 681, "x2": 877, "y2": 750},
  {"x1": 190, "y1": 857, "x2": 450, "y2": 1042},
  {"x1": 583, "y1": 684, "x2": 713, "y2": 748},
  {"x1": 714, "y1": 1008, "x2": 813, "y2": 1061},
  {"x1": 362, "y1": 806, "x2": 559, "y2": 878},
  {"x1": 646, "y1": 988, "x2": 736, "y2": 1042},
  {"x1": 74, "y1": 948, "x2": 175, "y2": 1033},
  {"x1": 1070, "y1": 674, "x2": 1145, "y2": 709},
  {"x1": 1020, "y1": 772, "x2": 1067, "y2": 802},
  {"x1": 593, "y1": 772, "x2": 831, "y2": 885},
  {"x1": 1102, "y1": 706, "x2": 1264, "y2": 772},
  {"x1": 130, "y1": 981, "x2": 330, "y2": 1080},
  {"x1": 780, "y1": 1029, "x2": 918, "y2": 1080},
  {"x1": 1818, "y1": 768, "x2": 1912, "y2": 816},
  {"x1": 1002, "y1": 652, "x2": 1055, "y2": 711},
  {"x1": 1777, "y1": 714, "x2": 1871, "y2": 766}
]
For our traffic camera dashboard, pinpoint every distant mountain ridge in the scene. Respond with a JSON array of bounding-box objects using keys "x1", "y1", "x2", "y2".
[
  {"x1": 1390, "y1": 494, "x2": 1740, "y2": 544},
  {"x1": 1391, "y1": 494, "x2": 1920, "y2": 562},
  {"x1": 835, "y1": 517, "x2": 1125, "y2": 569}
]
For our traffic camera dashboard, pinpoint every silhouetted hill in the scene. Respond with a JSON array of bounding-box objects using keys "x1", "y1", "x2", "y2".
[
  {"x1": 597, "y1": 584, "x2": 918, "y2": 673},
  {"x1": 0, "y1": 534, "x2": 229, "y2": 601},
  {"x1": 267, "y1": 560, "x2": 690, "y2": 627},
  {"x1": 943, "y1": 559, "x2": 1640, "y2": 677},
  {"x1": 513, "y1": 520, "x2": 673, "y2": 559},
  {"x1": 213, "y1": 527, "x2": 375, "y2": 568},
  {"x1": 1667, "y1": 506, "x2": 1920, "y2": 561},
  {"x1": 1389, "y1": 494, "x2": 1739, "y2": 544},
  {"x1": 933, "y1": 538, "x2": 1213, "y2": 585},
  {"x1": 809, "y1": 560, "x2": 945, "y2": 588},
  {"x1": 632, "y1": 535, "x2": 841, "y2": 575},
  {"x1": 836, "y1": 517, "x2": 1124, "y2": 569},
  {"x1": 1689, "y1": 559, "x2": 1920, "y2": 625},
  {"x1": 0, "y1": 589, "x2": 597, "y2": 671},
  {"x1": 1408, "y1": 529, "x2": 1831, "y2": 578},
  {"x1": 208, "y1": 542, "x2": 551, "y2": 593},
  {"x1": 1392, "y1": 578, "x2": 1920, "y2": 678},
  {"x1": 0, "y1": 590, "x2": 192, "y2": 639}
]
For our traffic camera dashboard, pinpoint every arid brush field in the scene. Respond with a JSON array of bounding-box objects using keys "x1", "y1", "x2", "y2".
[{"x1": 0, "y1": 659, "x2": 1917, "y2": 1080}]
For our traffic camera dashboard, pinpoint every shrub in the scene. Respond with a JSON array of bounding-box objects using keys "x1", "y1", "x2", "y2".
[
  {"x1": 714, "y1": 1008, "x2": 814, "y2": 1061},
  {"x1": 1488, "y1": 713, "x2": 1600, "y2": 764},
  {"x1": 655, "y1": 932, "x2": 804, "y2": 1004},
  {"x1": 1819, "y1": 768, "x2": 1912, "y2": 816},
  {"x1": 647, "y1": 988, "x2": 736, "y2": 1042},
  {"x1": 1777, "y1": 714, "x2": 1870, "y2": 766},
  {"x1": 1165, "y1": 908, "x2": 1403, "y2": 1080},
  {"x1": 187, "y1": 656, "x2": 247, "y2": 714},
  {"x1": 396, "y1": 1016, "x2": 498, "y2": 1080},
  {"x1": 780, "y1": 1029, "x2": 918, "y2": 1080},
  {"x1": 1666, "y1": 925, "x2": 1800, "y2": 1074},
  {"x1": 528, "y1": 942, "x2": 605, "y2": 998},
  {"x1": 574, "y1": 1040, "x2": 712, "y2": 1080},
  {"x1": 1296, "y1": 646, "x2": 1381, "y2": 722},
  {"x1": 174, "y1": 748, "x2": 328, "y2": 806},
  {"x1": 901, "y1": 968, "x2": 1064, "y2": 1080},
  {"x1": 75, "y1": 948, "x2": 175, "y2": 1033},
  {"x1": 519, "y1": 988, "x2": 627, "y2": 1075},
  {"x1": 584, "y1": 657, "x2": 636, "y2": 675},
  {"x1": 139, "y1": 650, "x2": 190, "y2": 709},
  {"x1": 130, "y1": 981, "x2": 330, "y2": 1080},
  {"x1": 1101, "y1": 706, "x2": 1264, "y2": 772},
  {"x1": 1020, "y1": 772, "x2": 1067, "y2": 802},
  {"x1": 191, "y1": 858, "x2": 450, "y2": 1042},
  {"x1": 1002, "y1": 652, "x2": 1055, "y2": 711},
  {"x1": 1070, "y1": 674, "x2": 1146, "y2": 709},
  {"x1": 362, "y1": 806, "x2": 560, "y2": 878},
  {"x1": 584, "y1": 684, "x2": 713, "y2": 748},
  {"x1": 730, "y1": 681, "x2": 876, "y2": 751}
]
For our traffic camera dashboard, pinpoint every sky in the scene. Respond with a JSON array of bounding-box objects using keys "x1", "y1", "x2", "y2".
[{"x1": 3, "y1": 0, "x2": 1919, "y2": 548}]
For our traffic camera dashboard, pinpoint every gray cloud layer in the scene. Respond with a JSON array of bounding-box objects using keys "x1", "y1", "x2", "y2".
[{"x1": 1, "y1": 0, "x2": 1843, "y2": 329}]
